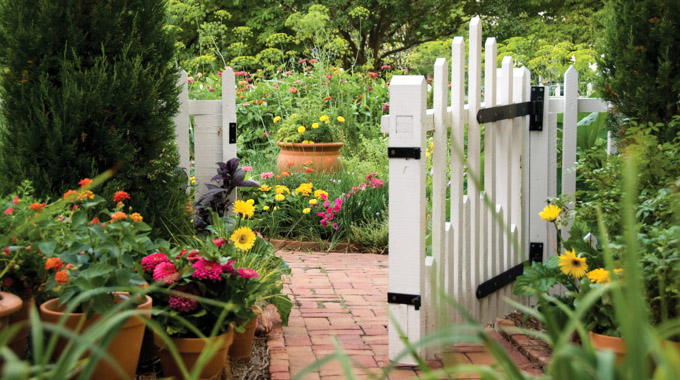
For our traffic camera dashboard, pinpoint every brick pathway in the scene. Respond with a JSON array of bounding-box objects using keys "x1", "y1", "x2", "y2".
[{"x1": 266, "y1": 251, "x2": 543, "y2": 379}]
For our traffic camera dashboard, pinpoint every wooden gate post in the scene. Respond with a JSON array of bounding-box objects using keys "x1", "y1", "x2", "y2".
[{"x1": 387, "y1": 75, "x2": 427, "y2": 364}]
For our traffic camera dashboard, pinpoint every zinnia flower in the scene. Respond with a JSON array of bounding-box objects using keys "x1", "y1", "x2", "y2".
[
  {"x1": 337, "y1": 116, "x2": 345, "y2": 123},
  {"x1": 4, "y1": 208, "x2": 13, "y2": 215},
  {"x1": 275, "y1": 185, "x2": 290, "y2": 195},
  {"x1": 192, "y1": 258, "x2": 223, "y2": 281},
  {"x1": 233, "y1": 199, "x2": 255, "y2": 218},
  {"x1": 12, "y1": 196, "x2": 19, "y2": 205},
  {"x1": 113, "y1": 191, "x2": 131, "y2": 203},
  {"x1": 275, "y1": 194, "x2": 285, "y2": 202},
  {"x1": 110, "y1": 211, "x2": 127, "y2": 222},
  {"x1": 91, "y1": 217, "x2": 100, "y2": 224},
  {"x1": 558, "y1": 249, "x2": 588, "y2": 278},
  {"x1": 141, "y1": 253, "x2": 170, "y2": 272},
  {"x1": 45, "y1": 257, "x2": 64, "y2": 271},
  {"x1": 168, "y1": 286, "x2": 199, "y2": 312},
  {"x1": 587, "y1": 268, "x2": 610, "y2": 284},
  {"x1": 222, "y1": 260, "x2": 236, "y2": 276},
  {"x1": 241, "y1": 166, "x2": 252, "y2": 172},
  {"x1": 153, "y1": 262, "x2": 179, "y2": 285},
  {"x1": 260, "y1": 172, "x2": 274, "y2": 179},
  {"x1": 238, "y1": 268, "x2": 259, "y2": 279},
  {"x1": 78, "y1": 178, "x2": 93, "y2": 188},
  {"x1": 230, "y1": 227, "x2": 256, "y2": 251},
  {"x1": 130, "y1": 213, "x2": 143, "y2": 222},
  {"x1": 309, "y1": 199, "x2": 318, "y2": 205},
  {"x1": 259, "y1": 185, "x2": 271, "y2": 192},
  {"x1": 539, "y1": 204, "x2": 561, "y2": 222},
  {"x1": 314, "y1": 190, "x2": 328, "y2": 199},
  {"x1": 295, "y1": 183, "x2": 313, "y2": 196},
  {"x1": 303, "y1": 208, "x2": 311, "y2": 214},
  {"x1": 55, "y1": 270, "x2": 69, "y2": 285},
  {"x1": 213, "y1": 237, "x2": 226, "y2": 247}
]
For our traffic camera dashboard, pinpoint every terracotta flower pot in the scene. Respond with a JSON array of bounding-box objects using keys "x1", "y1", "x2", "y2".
[
  {"x1": 8, "y1": 297, "x2": 34, "y2": 358},
  {"x1": 39, "y1": 293, "x2": 152, "y2": 380},
  {"x1": 589, "y1": 331, "x2": 626, "y2": 362},
  {"x1": 277, "y1": 141, "x2": 343, "y2": 173},
  {"x1": 0, "y1": 291, "x2": 23, "y2": 347},
  {"x1": 229, "y1": 317, "x2": 258, "y2": 360},
  {"x1": 154, "y1": 328, "x2": 234, "y2": 380}
]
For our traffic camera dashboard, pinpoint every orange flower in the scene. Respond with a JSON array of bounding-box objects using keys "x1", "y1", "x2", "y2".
[
  {"x1": 323, "y1": 96, "x2": 332, "y2": 101},
  {"x1": 55, "y1": 270, "x2": 69, "y2": 285},
  {"x1": 63, "y1": 189, "x2": 78, "y2": 200},
  {"x1": 110, "y1": 211, "x2": 127, "y2": 222},
  {"x1": 130, "y1": 213, "x2": 143, "y2": 222},
  {"x1": 45, "y1": 257, "x2": 64, "y2": 271},
  {"x1": 91, "y1": 217, "x2": 100, "y2": 224},
  {"x1": 257, "y1": 99, "x2": 266, "y2": 105},
  {"x1": 305, "y1": 167, "x2": 315, "y2": 173},
  {"x1": 78, "y1": 178, "x2": 93, "y2": 188},
  {"x1": 28, "y1": 203, "x2": 45, "y2": 212},
  {"x1": 76, "y1": 190, "x2": 94, "y2": 201},
  {"x1": 282, "y1": 171, "x2": 290, "y2": 177},
  {"x1": 113, "y1": 191, "x2": 130, "y2": 203}
]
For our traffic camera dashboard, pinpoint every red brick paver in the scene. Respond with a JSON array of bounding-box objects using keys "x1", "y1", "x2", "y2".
[{"x1": 267, "y1": 251, "x2": 544, "y2": 379}]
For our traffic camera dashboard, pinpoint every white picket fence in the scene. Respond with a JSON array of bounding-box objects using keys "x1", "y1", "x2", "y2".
[
  {"x1": 173, "y1": 69, "x2": 237, "y2": 201},
  {"x1": 382, "y1": 17, "x2": 609, "y2": 363}
]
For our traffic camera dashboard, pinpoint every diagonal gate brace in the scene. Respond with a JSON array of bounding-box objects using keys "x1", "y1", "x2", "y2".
[{"x1": 475, "y1": 242, "x2": 543, "y2": 299}]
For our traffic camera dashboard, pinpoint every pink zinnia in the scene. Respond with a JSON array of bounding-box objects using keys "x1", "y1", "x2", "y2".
[
  {"x1": 153, "y1": 262, "x2": 179, "y2": 285},
  {"x1": 241, "y1": 166, "x2": 252, "y2": 172},
  {"x1": 192, "y1": 258, "x2": 223, "y2": 281},
  {"x1": 168, "y1": 286, "x2": 199, "y2": 313},
  {"x1": 333, "y1": 222, "x2": 339, "y2": 230},
  {"x1": 260, "y1": 172, "x2": 274, "y2": 179},
  {"x1": 213, "y1": 237, "x2": 225, "y2": 247},
  {"x1": 222, "y1": 260, "x2": 236, "y2": 276},
  {"x1": 366, "y1": 173, "x2": 377, "y2": 181},
  {"x1": 4, "y1": 208, "x2": 13, "y2": 215},
  {"x1": 141, "y1": 253, "x2": 170, "y2": 272},
  {"x1": 237, "y1": 268, "x2": 259, "y2": 279},
  {"x1": 12, "y1": 196, "x2": 19, "y2": 205}
]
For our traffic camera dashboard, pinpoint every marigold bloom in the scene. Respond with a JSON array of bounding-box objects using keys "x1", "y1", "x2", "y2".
[
  {"x1": 303, "y1": 208, "x2": 311, "y2": 214},
  {"x1": 337, "y1": 116, "x2": 345, "y2": 123},
  {"x1": 63, "y1": 189, "x2": 78, "y2": 200},
  {"x1": 230, "y1": 227, "x2": 257, "y2": 251},
  {"x1": 111, "y1": 211, "x2": 127, "y2": 222},
  {"x1": 263, "y1": 206, "x2": 270, "y2": 211},
  {"x1": 539, "y1": 204, "x2": 561, "y2": 222},
  {"x1": 275, "y1": 185, "x2": 290, "y2": 195},
  {"x1": 55, "y1": 270, "x2": 69, "y2": 285},
  {"x1": 45, "y1": 257, "x2": 64, "y2": 271},
  {"x1": 319, "y1": 115, "x2": 329, "y2": 122},
  {"x1": 587, "y1": 268, "x2": 610, "y2": 284},
  {"x1": 558, "y1": 249, "x2": 588, "y2": 278},
  {"x1": 130, "y1": 213, "x2": 143, "y2": 222},
  {"x1": 238, "y1": 268, "x2": 259, "y2": 279},
  {"x1": 259, "y1": 185, "x2": 271, "y2": 192},
  {"x1": 273, "y1": 116, "x2": 282, "y2": 123},
  {"x1": 298, "y1": 126, "x2": 306, "y2": 134},
  {"x1": 29, "y1": 203, "x2": 45, "y2": 212},
  {"x1": 233, "y1": 199, "x2": 255, "y2": 218},
  {"x1": 275, "y1": 194, "x2": 285, "y2": 202},
  {"x1": 153, "y1": 262, "x2": 179, "y2": 285},
  {"x1": 113, "y1": 191, "x2": 130, "y2": 203},
  {"x1": 295, "y1": 183, "x2": 313, "y2": 196},
  {"x1": 78, "y1": 178, "x2": 93, "y2": 188}
]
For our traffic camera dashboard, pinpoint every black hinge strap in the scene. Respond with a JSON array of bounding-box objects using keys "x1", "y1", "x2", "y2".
[
  {"x1": 475, "y1": 86, "x2": 545, "y2": 131},
  {"x1": 387, "y1": 292, "x2": 421, "y2": 310}
]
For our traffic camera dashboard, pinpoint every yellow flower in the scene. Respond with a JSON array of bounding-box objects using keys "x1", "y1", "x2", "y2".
[
  {"x1": 295, "y1": 183, "x2": 313, "y2": 196},
  {"x1": 291, "y1": 113, "x2": 298, "y2": 120},
  {"x1": 263, "y1": 205, "x2": 270, "y2": 211},
  {"x1": 298, "y1": 126, "x2": 306, "y2": 134},
  {"x1": 230, "y1": 227, "x2": 256, "y2": 251},
  {"x1": 190, "y1": 176, "x2": 195, "y2": 185},
  {"x1": 302, "y1": 208, "x2": 311, "y2": 214},
  {"x1": 587, "y1": 268, "x2": 610, "y2": 284},
  {"x1": 314, "y1": 189, "x2": 328, "y2": 199},
  {"x1": 273, "y1": 116, "x2": 282, "y2": 123},
  {"x1": 76, "y1": 190, "x2": 95, "y2": 201},
  {"x1": 302, "y1": 140, "x2": 309, "y2": 144},
  {"x1": 558, "y1": 249, "x2": 588, "y2": 278},
  {"x1": 539, "y1": 204, "x2": 561, "y2": 222},
  {"x1": 319, "y1": 115, "x2": 329, "y2": 123},
  {"x1": 275, "y1": 194, "x2": 285, "y2": 201},
  {"x1": 312, "y1": 123, "x2": 319, "y2": 129},
  {"x1": 233, "y1": 199, "x2": 255, "y2": 218},
  {"x1": 130, "y1": 213, "x2": 143, "y2": 223},
  {"x1": 613, "y1": 268, "x2": 624, "y2": 275},
  {"x1": 275, "y1": 185, "x2": 290, "y2": 195},
  {"x1": 337, "y1": 116, "x2": 345, "y2": 123},
  {"x1": 259, "y1": 185, "x2": 271, "y2": 192},
  {"x1": 273, "y1": 206, "x2": 278, "y2": 211},
  {"x1": 309, "y1": 199, "x2": 318, "y2": 205}
]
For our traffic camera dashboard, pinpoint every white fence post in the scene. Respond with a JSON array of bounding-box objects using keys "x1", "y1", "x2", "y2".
[
  {"x1": 174, "y1": 70, "x2": 191, "y2": 189},
  {"x1": 222, "y1": 68, "x2": 238, "y2": 204},
  {"x1": 561, "y1": 66, "x2": 579, "y2": 240},
  {"x1": 387, "y1": 75, "x2": 427, "y2": 364}
]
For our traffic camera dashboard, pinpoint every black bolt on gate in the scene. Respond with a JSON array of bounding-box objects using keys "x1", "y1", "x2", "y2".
[
  {"x1": 475, "y1": 242, "x2": 544, "y2": 299},
  {"x1": 475, "y1": 86, "x2": 544, "y2": 131},
  {"x1": 387, "y1": 292, "x2": 422, "y2": 310}
]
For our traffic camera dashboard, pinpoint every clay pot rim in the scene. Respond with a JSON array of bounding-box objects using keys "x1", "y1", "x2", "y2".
[
  {"x1": 0, "y1": 291, "x2": 23, "y2": 318},
  {"x1": 153, "y1": 327, "x2": 234, "y2": 353},
  {"x1": 277, "y1": 141, "x2": 344, "y2": 149},
  {"x1": 589, "y1": 330, "x2": 627, "y2": 352},
  {"x1": 40, "y1": 292, "x2": 152, "y2": 322}
]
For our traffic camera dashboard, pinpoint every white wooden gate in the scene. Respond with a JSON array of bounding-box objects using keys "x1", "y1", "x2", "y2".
[
  {"x1": 173, "y1": 69, "x2": 237, "y2": 200},
  {"x1": 383, "y1": 17, "x2": 609, "y2": 363}
]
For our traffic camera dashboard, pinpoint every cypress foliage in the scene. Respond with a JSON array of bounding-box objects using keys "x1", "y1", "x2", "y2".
[
  {"x1": 597, "y1": 0, "x2": 680, "y2": 142},
  {"x1": 0, "y1": 0, "x2": 190, "y2": 238}
]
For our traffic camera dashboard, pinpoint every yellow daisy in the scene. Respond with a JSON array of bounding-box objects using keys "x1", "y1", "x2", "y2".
[
  {"x1": 539, "y1": 204, "x2": 561, "y2": 222},
  {"x1": 259, "y1": 185, "x2": 271, "y2": 192},
  {"x1": 230, "y1": 227, "x2": 256, "y2": 251},
  {"x1": 558, "y1": 249, "x2": 588, "y2": 278},
  {"x1": 587, "y1": 268, "x2": 610, "y2": 284},
  {"x1": 233, "y1": 199, "x2": 255, "y2": 218},
  {"x1": 319, "y1": 115, "x2": 329, "y2": 123},
  {"x1": 275, "y1": 194, "x2": 285, "y2": 202}
]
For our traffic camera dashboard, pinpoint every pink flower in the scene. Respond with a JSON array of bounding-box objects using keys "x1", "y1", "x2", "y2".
[
  {"x1": 186, "y1": 250, "x2": 201, "y2": 261},
  {"x1": 3, "y1": 247, "x2": 9, "y2": 256},
  {"x1": 153, "y1": 262, "x2": 179, "y2": 285},
  {"x1": 371, "y1": 178, "x2": 384, "y2": 188},
  {"x1": 334, "y1": 202, "x2": 341, "y2": 212},
  {"x1": 264, "y1": 131, "x2": 270, "y2": 137},
  {"x1": 288, "y1": 87, "x2": 298, "y2": 93},
  {"x1": 4, "y1": 208, "x2": 13, "y2": 215},
  {"x1": 319, "y1": 193, "x2": 327, "y2": 200},
  {"x1": 320, "y1": 219, "x2": 328, "y2": 227},
  {"x1": 382, "y1": 103, "x2": 389, "y2": 112},
  {"x1": 192, "y1": 258, "x2": 223, "y2": 281},
  {"x1": 366, "y1": 173, "x2": 377, "y2": 181},
  {"x1": 241, "y1": 166, "x2": 252, "y2": 172},
  {"x1": 222, "y1": 260, "x2": 236, "y2": 276},
  {"x1": 333, "y1": 222, "x2": 339, "y2": 230},
  {"x1": 141, "y1": 253, "x2": 170, "y2": 272},
  {"x1": 381, "y1": 65, "x2": 391, "y2": 70},
  {"x1": 283, "y1": 71, "x2": 292, "y2": 75},
  {"x1": 234, "y1": 71, "x2": 248, "y2": 76},
  {"x1": 238, "y1": 268, "x2": 259, "y2": 278},
  {"x1": 213, "y1": 237, "x2": 226, "y2": 247},
  {"x1": 366, "y1": 71, "x2": 378, "y2": 79},
  {"x1": 72, "y1": 205, "x2": 78, "y2": 210},
  {"x1": 187, "y1": 77, "x2": 194, "y2": 84},
  {"x1": 25, "y1": 246, "x2": 31, "y2": 253},
  {"x1": 310, "y1": 59, "x2": 317, "y2": 63},
  {"x1": 260, "y1": 172, "x2": 274, "y2": 179},
  {"x1": 326, "y1": 74, "x2": 332, "y2": 79},
  {"x1": 298, "y1": 58, "x2": 307, "y2": 63},
  {"x1": 209, "y1": 87, "x2": 215, "y2": 92},
  {"x1": 12, "y1": 196, "x2": 19, "y2": 205},
  {"x1": 168, "y1": 286, "x2": 199, "y2": 313},
  {"x1": 217, "y1": 72, "x2": 223, "y2": 76},
  {"x1": 323, "y1": 200, "x2": 330, "y2": 208}
]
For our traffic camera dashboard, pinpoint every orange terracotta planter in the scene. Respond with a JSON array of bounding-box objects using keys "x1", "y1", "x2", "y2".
[
  {"x1": 8, "y1": 297, "x2": 33, "y2": 358},
  {"x1": 39, "y1": 293, "x2": 152, "y2": 380},
  {"x1": 154, "y1": 328, "x2": 234, "y2": 380},
  {"x1": 229, "y1": 317, "x2": 257, "y2": 360},
  {"x1": 277, "y1": 142, "x2": 343, "y2": 173},
  {"x1": 0, "y1": 291, "x2": 22, "y2": 329},
  {"x1": 589, "y1": 331, "x2": 626, "y2": 362}
]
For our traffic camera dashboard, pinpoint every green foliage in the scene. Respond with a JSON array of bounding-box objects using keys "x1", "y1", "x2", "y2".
[
  {"x1": 597, "y1": 0, "x2": 680, "y2": 142},
  {"x1": 0, "y1": 0, "x2": 191, "y2": 239}
]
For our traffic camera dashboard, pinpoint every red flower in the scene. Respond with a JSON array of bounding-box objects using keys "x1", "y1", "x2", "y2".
[
  {"x1": 257, "y1": 99, "x2": 266, "y2": 105},
  {"x1": 4, "y1": 208, "x2": 13, "y2": 215},
  {"x1": 323, "y1": 96, "x2": 332, "y2": 102},
  {"x1": 213, "y1": 237, "x2": 226, "y2": 247},
  {"x1": 153, "y1": 262, "x2": 179, "y2": 285},
  {"x1": 113, "y1": 191, "x2": 130, "y2": 203},
  {"x1": 141, "y1": 253, "x2": 170, "y2": 272},
  {"x1": 305, "y1": 168, "x2": 315, "y2": 173},
  {"x1": 237, "y1": 268, "x2": 259, "y2": 279},
  {"x1": 55, "y1": 270, "x2": 69, "y2": 285},
  {"x1": 12, "y1": 196, "x2": 19, "y2": 205},
  {"x1": 90, "y1": 217, "x2": 100, "y2": 224},
  {"x1": 192, "y1": 258, "x2": 222, "y2": 281},
  {"x1": 78, "y1": 178, "x2": 93, "y2": 188},
  {"x1": 29, "y1": 203, "x2": 45, "y2": 212},
  {"x1": 222, "y1": 260, "x2": 236, "y2": 276}
]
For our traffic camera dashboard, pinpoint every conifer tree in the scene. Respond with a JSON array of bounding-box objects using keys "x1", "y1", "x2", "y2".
[
  {"x1": 597, "y1": 0, "x2": 680, "y2": 142},
  {"x1": 0, "y1": 0, "x2": 190, "y2": 237}
]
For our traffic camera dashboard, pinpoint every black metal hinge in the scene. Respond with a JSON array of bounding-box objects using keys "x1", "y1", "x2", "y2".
[
  {"x1": 387, "y1": 292, "x2": 421, "y2": 310},
  {"x1": 476, "y1": 86, "x2": 544, "y2": 131},
  {"x1": 229, "y1": 122, "x2": 237, "y2": 144},
  {"x1": 388, "y1": 147, "x2": 421, "y2": 160},
  {"x1": 475, "y1": 242, "x2": 544, "y2": 299}
]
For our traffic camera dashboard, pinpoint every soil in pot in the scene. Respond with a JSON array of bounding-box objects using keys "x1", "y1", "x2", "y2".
[
  {"x1": 154, "y1": 328, "x2": 234, "y2": 380},
  {"x1": 39, "y1": 293, "x2": 152, "y2": 380}
]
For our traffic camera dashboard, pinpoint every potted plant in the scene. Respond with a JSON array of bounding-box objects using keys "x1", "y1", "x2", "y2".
[{"x1": 39, "y1": 179, "x2": 153, "y2": 379}]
